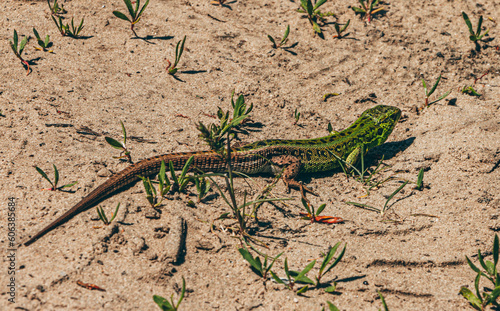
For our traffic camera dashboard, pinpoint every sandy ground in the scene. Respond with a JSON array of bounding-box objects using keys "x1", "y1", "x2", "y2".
[{"x1": 1, "y1": 0, "x2": 500, "y2": 310}]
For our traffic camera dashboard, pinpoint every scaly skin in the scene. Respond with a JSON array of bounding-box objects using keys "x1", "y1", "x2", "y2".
[{"x1": 24, "y1": 105, "x2": 401, "y2": 246}]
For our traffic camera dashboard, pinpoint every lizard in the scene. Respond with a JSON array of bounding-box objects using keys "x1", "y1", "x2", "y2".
[{"x1": 23, "y1": 105, "x2": 401, "y2": 246}]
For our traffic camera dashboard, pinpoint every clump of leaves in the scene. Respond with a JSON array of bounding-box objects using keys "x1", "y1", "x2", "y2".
[
  {"x1": 346, "y1": 180, "x2": 409, "y2": 216},
  {"x1": 352, "y1": 0, "x2": 385, "y2": 23},
  {"x1": 461, "y1": 86, "x2": 481, "y2": 97},
  {"x1": 167, "y1": 36, "x2": 186, "y2": 75},
  {"x1": 300, "y1": 198, "x2": 343, "y2": 224},
  {"x1": 96, "y1": 203, "x2": 120, "y2": 225},
  {"x1": 298, "y1": 0, "x2": 335, "y2": 34},
  {"x1": 113, "y1": 0, "x2": 150, "y2": 37},
  {"x1": 9, "y1": 30, "x2": 30, "y2": 75},
  {"x1": 422, "y1": 75, "x2": 451, "y2": 107},
  {"x1": 268, "y1": 25, "x2": 290, "y2": 49},
  {"x1": 199, "y1": 94, "x2": 288, "y2": 238},
  {"x1": 197, "y1": 91, "x2": 253, "y2": 154},
  {"x1": 52, "y1": 16, "x2": 85, "y2": 38},
  {"x1": 35, "y1": 164, "x2": 78, "y2": 191},
  {"x1": 153, "y1": 277, "x2": 186, "y2": 311},
  {"x1": 33, "y1": 28, "x2": 52, "y2": 52},
  {"x1": 460, "y1": 234, "x2": 500, "y2": 310},
  {"x1": 461, "y1": 71, "x2": 488, "y2": 97},
  {"x1": 462, "y1": 12, "x2": 489, "y2": 51},
  {"x1": 194, "y1": 174, "x2": 211, "y2": 202},
  {"x1": 139, "y1": 160, "x2": 171, "y2": 208},
  {"x1": 239, "y1": 248, "x2": 283, "y2": 280},
  {"x1": 47, "y1": 0, "x2": 66, "y2": 16},
  {"x1": 271, "y1": 242, "x2": 346, "y2": 294},
  {"x1": 333, "y1": 20, "x2": 350, "y2": 39},
  {"x1": 105, "y1": 121, "x2": 132, "y2": 163}
]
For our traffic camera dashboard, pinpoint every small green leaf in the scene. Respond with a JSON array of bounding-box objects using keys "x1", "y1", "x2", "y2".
[
  {"x1": 326, "y1": 301, "x2": 340, "y2": 311},
  {"x1": 281, "y1": 25, "x2": 290, "y2": 45},
  {"x1": 113, "y1": 11, "x2": 132, "y2": 22},
  {"x1": 53, "y1": 164, "x2": 59, "y2": 188},
  {"x1": 295, "y1": 260, "x2": 316, "y2": 282},
  {"x1": 61, "y1": 181, "x2": 78, "y2": 189},
  {"x1": 351, "y1": 6, "x2": 366, "y2": 13},
  {"x1": 105, "y1": 137, "x2": 124, "y2": 149},
  {"x1": 312, "y1": 20, "x2": 321, "y2": 33},
  {"x1": 340, "y1": 19, "x2": 350, "y2": 32},
  {"x1": 462, "y1": 12, "x2": 474, "y2": 35},
  {"x1": 416, "y1": 168, "x2": 424, "y2": 190},
  {"x1": 459, "y1": 287, "x2": 482, "y2": 310},
  {"x1": 35, "y1": 166, "x2": 54, "y2": 187},
  {"x1": 270, "y1": 270, "x2": 284, "y2": 284},
  {"x1": 324, "y1": 283, "x2": 337, "y2": 292},
  {"x1": 153, "y1": 295, "x2": 174, "y2": 310},
  {"x1": 313, "y1": 0, "x2": 327, "y2": 11},
  {"x1": 19, "y1": 36, "x2": 28, "y2": 55},
  {"x1": 296, "y1": 285, "x2": 309, "y2": 294},
  {"x1": 427, "y1": 75, "x2": 442, "y2": 97},
  {"x1": 267, "y1": 35, "x2": 277, "y2": 48},
  {"x1": 137, "y1": 0, "x2": 150, "y2": 19},
  {"x1": 316, "y1": 203, "x2": 326, "y2": 216}
]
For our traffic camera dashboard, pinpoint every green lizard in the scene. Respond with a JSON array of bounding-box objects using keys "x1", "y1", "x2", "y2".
[{"x1": 24, "y1": 105, "x2": 401, "y2": 246}]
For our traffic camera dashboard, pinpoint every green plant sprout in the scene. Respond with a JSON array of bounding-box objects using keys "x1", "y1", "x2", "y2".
[
  {"x1": 333, "y1": 20, "x2": 350, "y2": 39},
  {"x1": 169, "y1": 156, "x2": 194, "y2": 193},
  {"x1": 113, "y1": 0, "x2": 150, "y2": 37},
  {"x1": 33, "y1": 28, "x2": 52, "y2": 52},
  {"x1": 298, "y1": 0, "x2": 335, "y2": 34},
  {"x1": 167, "y1": 36, "x2": 186, "y2": 75},
  {"x1": 47, "y1": 0, "x2": 66, "y2": 15},
  {"x1": 197, "y1": 91, "x2": 253, "y2": 153},
  {"x1": 9, "y1": 30, "x2": 30, "y2": 75},
  {"x1": 238, "y1": 247, "x2": 283, "y2": 280},
  {"x1": 96, "y1": 203, "x2": 120, "y2": 225},
  {"x1": 35, "y1": 164, "x2": 78, "y2": 191},
  {"x1": 271, "y1": 257, "x2": 316, "y2": 294},
  {"x1": 422, "y1": 75, "x2": 451, "y2": 107},
  {"x1": 268, "y1": 25, "x2": 290, "y2": 49},
  {"x1": 346, "y1": 180, "x2": 409, "y2": 216},
  {"x1": 105, "y1": 121, "x2": 132, "y2": 163},
  {"x1": 198, "y1": 93, "x2": 289, "y2": 238},
  {"x1": 460, "y1": 234, "x2": 500, "y2": 310},
  {"x1": 293, "y1": 108, "x2": 301, "y2": 125},
  {"x1": 51, "y1": 16, "x2": 85, "y2": 38},
  {"x1": 315, "y1": 242, "x2": 346, "y2": 288},
  {"x1": 271, "y1": 243, "x2": 346, "y2": 294},
  {"x1": 462, "y1": 12, "x2": 489, "y2": 50},
  {"x1": 153, "y1": 277, "x2": 185, "y2": 311},
  {"x1": 300, "y1": 198, "x2": 343, "y2": 224},
  {"x1": 352, "y1": 0, "x2": 385, "y2": 23}
]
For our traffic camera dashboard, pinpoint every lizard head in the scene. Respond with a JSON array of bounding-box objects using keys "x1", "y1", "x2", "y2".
[{"x1": 360, "y1": 105, "x2": 401, "y2": 149}]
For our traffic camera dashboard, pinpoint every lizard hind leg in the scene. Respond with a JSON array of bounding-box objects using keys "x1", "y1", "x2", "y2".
[{"x1": 270, "y1": 155, "x2": 318, "y2": 199}]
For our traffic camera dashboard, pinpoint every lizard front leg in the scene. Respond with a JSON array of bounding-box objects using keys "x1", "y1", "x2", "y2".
[{"x1": 270, "y1": 155, "x2": 318, "y2": 197}]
